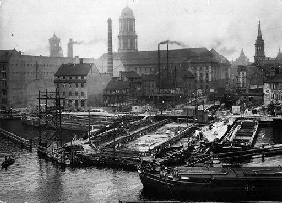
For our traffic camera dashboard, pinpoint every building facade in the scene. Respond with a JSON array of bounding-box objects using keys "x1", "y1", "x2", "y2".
[
  {"x1": 264, "y1": 74, "x2": 282, "y2": 105},
  {"x1": 98, "y1": 6, "x2": 230, "y2": 106},
  {"x1": 118, "y1": 7, "x2": 138, "y2": 53},
  {"x1": 54, "y1": 62, "x2": 110, "y2": 110},
  {"x1": 0, "y1": 49, "x2": 96, "y2": 110},
  {"x1": 49, "y1": 34, "x2": 63, "y2": 57}
]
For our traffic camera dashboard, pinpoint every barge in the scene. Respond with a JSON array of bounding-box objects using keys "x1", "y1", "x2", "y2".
[{"x1": 139, "y1": 164, "x2": 282, "y2": 201}]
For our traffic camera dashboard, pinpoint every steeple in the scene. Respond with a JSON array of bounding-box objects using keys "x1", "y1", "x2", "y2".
[
  {"x1": 240, "y1": 48, "x2": 245, "y2": 57},
  {"x1": 258, "y1": 20, "x2": 262, "y2": 38},
  {"x1": 254, "y1": 20, "x2": 265, "y2": 65}
]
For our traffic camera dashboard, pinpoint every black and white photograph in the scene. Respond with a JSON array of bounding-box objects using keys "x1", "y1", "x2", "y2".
[{"x1": 1, "y1": 0, "x2": 282, "y2": 202}]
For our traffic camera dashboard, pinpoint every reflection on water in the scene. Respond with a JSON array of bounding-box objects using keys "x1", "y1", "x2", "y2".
[
  {"x1": 0, "y1": 141, "x2": 142, "y2": 202},
  {"x1": 0, "y1": 120, "x2": 282, "y2": 202}
]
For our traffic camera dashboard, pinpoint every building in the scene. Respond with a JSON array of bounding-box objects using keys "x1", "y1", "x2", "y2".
[
  {"x1": 0, "y1": 50, "x2": 84, "y2": 110},
  {"x1": 97, "y1": 6, "x2": 230, "y2": 106},
  {"x1": 49, "y1": 34, "x2": 63, "y2": 57},
  {"x1": 54, "y1": 61, "x2": 110, "y2": 110},
  {"x1": 103, "y1": 77, "x2": 130, "y2": 107},
  {"x1": 264, "y1": 74, "x2": 282, "y2": 105},
  {"x1": 118, "y1": 6, "x2": 138, "y2": 53},
  {"x1": 254, "y1": 21, "x2": 282, "y2": 76}
]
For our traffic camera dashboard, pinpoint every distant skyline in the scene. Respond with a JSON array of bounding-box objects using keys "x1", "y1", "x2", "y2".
[{"x1": 1, "y1": 0, "x2": 282, "y2": 61}]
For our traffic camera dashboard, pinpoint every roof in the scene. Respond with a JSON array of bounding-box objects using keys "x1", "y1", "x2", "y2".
[
  {"x1": 120, "y1": 71, "x2": 140, "y2": 79},
  {"x1": 105, "y1": 79, "x2": 129, "y2": 90},
  {"x1": 141, "y1": 74, "x2": 157, "y2": 81},
  {"x1": 106, "y1": 48, "x2": 229, "y2": 66},
  {"x1": 55, "y1": 63, "x2": 92, "y2": 76},
  {"x1": 121, "y1": 6, "x2": 134, "y2": 18}
]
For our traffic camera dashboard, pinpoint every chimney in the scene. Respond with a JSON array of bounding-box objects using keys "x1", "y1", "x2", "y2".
[
  {"x1": 107, "y1": 18, "x2": 113, "y2": 77},
  {"x1": 68, "y1": 38, "x2": 73, "y2": 58}
]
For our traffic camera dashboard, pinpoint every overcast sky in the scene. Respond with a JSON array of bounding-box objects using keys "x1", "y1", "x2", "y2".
[{"x1": 1, "y1": 0, "x2": 282, "y2": 61}]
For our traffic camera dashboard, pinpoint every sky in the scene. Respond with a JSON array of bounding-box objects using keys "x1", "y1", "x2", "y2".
[{"x1": 1, "y1": 0, "x2": 282, "y2": 61}]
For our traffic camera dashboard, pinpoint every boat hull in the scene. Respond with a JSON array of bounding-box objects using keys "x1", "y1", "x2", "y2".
[{"x1": 139, "y1": 169, "x2": 282, "y2": 201}]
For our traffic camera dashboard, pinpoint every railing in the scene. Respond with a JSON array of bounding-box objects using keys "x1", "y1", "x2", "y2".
[{"x1": 0, "y1": 128, "x2": 32, "y2": 151}]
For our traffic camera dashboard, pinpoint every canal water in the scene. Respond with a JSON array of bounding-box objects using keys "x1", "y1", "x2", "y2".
[{"x1": 0, "y1": 120, "x2": 282, "y2": 202}]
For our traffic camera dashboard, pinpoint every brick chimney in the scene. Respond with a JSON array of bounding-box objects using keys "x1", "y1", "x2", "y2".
[
  {"x1": 68, "y1": 38, "x2": 73, "y2": 58},
  {"x1": 107, "y1": 18, "x2": 113, "y2": 77}
]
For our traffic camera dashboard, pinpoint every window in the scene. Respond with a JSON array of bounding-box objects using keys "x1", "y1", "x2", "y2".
[
  {"x1": 76, "y1": 76, "x2": 78, "y2": 79},
  {"x1": 2, "y1": 89, "x2": 7, "y2": 95},
  {"x1": 81, "y1": 92, "x2": 84, "y2": 96},
  {"x1": 81, "y1": 83, "x2": 84, "y2": 88},
  {"x1": 81, "y1": 76, "x2": 84, "y2": 80},
  {"x1": 63, "y1": 76, "x2": 65, "y2": 79},
  {"x1": 75, "y1": 91, "x2": 78, "y2": 96},
  {"x1": 69, "y1": 91, "x2": 72, "y2": 96},
  {"x1": 81, "y1": 100, "x2": 85, "y2": 107},
  {"x1": 70, "y1": 76, "x2": 72, "y2": 79},
  {"x1": 62, "y1": 92, "x2": 65, "y2": 96},
  {"x1": 76, "y1": 83, "x2": 79, "y2": 88}
]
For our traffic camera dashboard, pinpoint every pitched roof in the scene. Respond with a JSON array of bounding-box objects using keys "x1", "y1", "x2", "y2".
[
  {"x1": 120, "y1": 71, "x2": 140, "y2": 78},
  {"x1": 105, "y1": 79, "x2": 129, "y2": 90},
  {"x1": 141, "y1": 74, "x2": 157, "y2": 81},
  {"x1": 55, "y1": 63, "x2": 92, "y2": 76},
  {"x1": 97, "y1": 48, "x2": 230, "y2": 67}
]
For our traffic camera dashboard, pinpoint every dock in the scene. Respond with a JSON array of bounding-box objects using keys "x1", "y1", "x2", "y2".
[{"x1": 0, "y1": 127, "x2": 32, "y2": 151}]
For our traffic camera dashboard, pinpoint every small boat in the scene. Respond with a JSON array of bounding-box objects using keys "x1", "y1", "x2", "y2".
[
  {"x1": 139, "y1": 162, "x2": 282, "y2": 201},
  {"x1": 1, "y1": 156, "x2": 15, "y2": 169}
]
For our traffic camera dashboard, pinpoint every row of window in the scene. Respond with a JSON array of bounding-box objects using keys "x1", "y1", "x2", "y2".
[
  {"x1": 11, "y1": 63, "x2": 57, "y2": 67},
  {"x1": 57, "y1": 76, "x2": 85, "y2": 80},
  {"x1": 65, "y1": 99, "x2": 86, "y2": 107},
  {"x1": 63, "y1": 91, "x2": 85, "y2": 97},
  {"x1": 271, "y1": 93, "x2": 282, "y2": 100},
  {"x1": 60, "y1": 83, "x2": 85, "y2": 88}
]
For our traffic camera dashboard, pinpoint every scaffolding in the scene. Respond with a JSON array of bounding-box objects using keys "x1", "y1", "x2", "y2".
[{"x1": 37, "y1": 89, "x2": 64, "y2": 149}]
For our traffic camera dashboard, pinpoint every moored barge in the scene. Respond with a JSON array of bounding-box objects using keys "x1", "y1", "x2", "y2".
[{"x1": 139, "y1": 164, "x2": 282, "y2": 201}]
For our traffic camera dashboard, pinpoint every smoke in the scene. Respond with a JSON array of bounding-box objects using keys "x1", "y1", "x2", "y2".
[
  {"x1": 210, "y1": 39, "x2": 237, "y2": 58},
  {"x1": 159, "y1": 40, "x2": 187, "y2": 47},
  {"x1": 72, "y1": 40, "x2": 83, "y2": 45}
]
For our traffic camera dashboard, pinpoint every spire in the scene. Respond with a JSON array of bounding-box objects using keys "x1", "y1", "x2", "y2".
[
  {"x1": 258, "y1": 20, "x2": 262, "y2": 38},
  {"x1": 240, "y1": 48, "x2": 245, "y2": 56}
]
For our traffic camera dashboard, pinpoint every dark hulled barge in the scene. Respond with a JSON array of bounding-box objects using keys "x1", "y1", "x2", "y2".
[{"x1": 139, "y1": 163, "x2": 282, "y2": 201}]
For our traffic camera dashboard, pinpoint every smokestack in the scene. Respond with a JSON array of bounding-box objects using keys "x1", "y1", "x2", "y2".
[
  {"x1": 68, "y1": 38, "x2": 73, "y2": 58},
  {"x1": 158, "y1": 43, "x2": 160, "y2": 90},
  {"x1": 107, "y1": 18, "x2": 113, "y2": 77}
]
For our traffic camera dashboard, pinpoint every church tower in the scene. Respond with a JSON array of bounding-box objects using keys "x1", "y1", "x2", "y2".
[
  {"x1": 254, "y1": 21, "x2": 265, "y2": 64},
  {"x1": 118, "y1": 6, "x2": 138, "y2": 53},
  {"x1": 49, "y1": 34, "x2": 63, "y2": 57}
]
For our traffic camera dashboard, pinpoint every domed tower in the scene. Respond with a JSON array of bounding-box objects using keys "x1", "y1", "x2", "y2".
[
  {"x1": 49, "y1": 33, "x2": 63, "y2": 57},
  {"x1": 118, "y1": 6, "x2": 138, "y2": 53},
  {"x1": 254, "y1": 21, "x2": 265, "y2": 65}
]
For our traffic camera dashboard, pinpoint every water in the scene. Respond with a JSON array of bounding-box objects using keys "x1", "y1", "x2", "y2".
[{"x1": 0, "y1": 120, "x2": 282, "y2": 202}]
